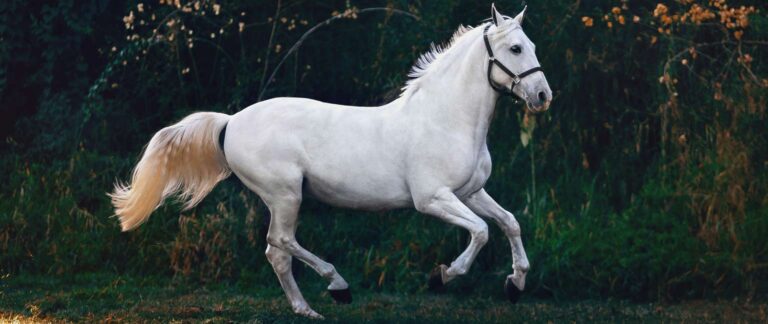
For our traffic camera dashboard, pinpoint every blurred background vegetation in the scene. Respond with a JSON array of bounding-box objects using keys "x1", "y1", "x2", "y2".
[{"x1": 1, "y1": 0, "x2": 766, "y2": 302}]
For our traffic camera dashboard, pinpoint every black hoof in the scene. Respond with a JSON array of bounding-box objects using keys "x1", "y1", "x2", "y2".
[
  {"x1": 329, "y1": 288, "x2": 352, "y2": 304},
  {"x1": 504, "y1": 277, "x2": 522, "y2": 303},
  {"x1": 428, "y1": 265, "x2": 446, "y2": 292}
]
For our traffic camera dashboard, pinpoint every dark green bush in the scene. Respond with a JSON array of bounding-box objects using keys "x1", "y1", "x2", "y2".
[{"x1": 1, "y1": 0, "x2": 765, "y2": 300}]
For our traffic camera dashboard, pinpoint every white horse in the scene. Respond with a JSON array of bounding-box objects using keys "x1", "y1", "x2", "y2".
[{"x1": 111, "y1": 4, "x2": 551, "y2": 319}]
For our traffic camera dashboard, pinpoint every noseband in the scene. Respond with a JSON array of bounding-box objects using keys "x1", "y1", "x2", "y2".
[{"x1": 483, "y1": 24, "x2": 543, "y2": 97}]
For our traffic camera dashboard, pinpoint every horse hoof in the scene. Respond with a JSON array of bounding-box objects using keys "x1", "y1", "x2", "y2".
[
  {"x1": 428, "y1": 264, "x2": 447, "y2": 291},
  {"x1": 329, "y1": 288, "x2": 352, "y2": 304},
  {"x1": 504, "y1": 277, "x2": 522, "y2": 303}
]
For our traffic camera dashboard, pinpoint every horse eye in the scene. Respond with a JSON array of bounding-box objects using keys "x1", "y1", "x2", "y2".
[{"x1": 510, "y1": 45, "x2": 522, "y2": 54}]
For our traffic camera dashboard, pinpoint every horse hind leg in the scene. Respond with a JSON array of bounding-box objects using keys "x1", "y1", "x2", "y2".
[
  {"x1": 258, "y1": 185, "x2": 351, "y2": 318},
  {"x1": 264, "y1": 244, "x2": 322, "y2": 319}
]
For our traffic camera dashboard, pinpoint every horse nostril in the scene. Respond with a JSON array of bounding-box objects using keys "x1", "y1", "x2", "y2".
[{"x1": 537, "y1": 91, "x2": 547, "y2": 103}]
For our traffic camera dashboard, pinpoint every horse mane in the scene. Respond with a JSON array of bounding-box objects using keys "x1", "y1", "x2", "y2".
[
  {"x1": 400, "y1": 24, "x2": 475, "y2": 96},
  {"x1": 399, "y1": 19, "x2": 523, "y2": 97}
]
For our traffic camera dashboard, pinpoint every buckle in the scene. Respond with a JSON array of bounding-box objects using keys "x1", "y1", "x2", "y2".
[{"x1": 512, "y1": 75, "x2": 521, "y2": 84}]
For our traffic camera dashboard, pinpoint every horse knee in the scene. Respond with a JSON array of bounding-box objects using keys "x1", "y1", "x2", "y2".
[
  {"x1": 503, "y1": 213, "x2": 521, "y2": 236},
  {"x1": 265, "y1": 246, "x2": 291, "y2": 273},
  {"x1": 473, "y1": 221, "x2": 489, "y2": 246},
  {"x1": 517, "y1": 260, "x2": 530, "y2": 273}
]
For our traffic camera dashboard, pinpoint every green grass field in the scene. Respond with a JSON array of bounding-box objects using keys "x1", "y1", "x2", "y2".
[{"x1": 1, "y1": 273, "x2": 765, "y2": 323}]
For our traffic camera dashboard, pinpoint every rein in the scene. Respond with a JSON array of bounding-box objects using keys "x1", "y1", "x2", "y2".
[{"x1": 482, "y1": 24, "x2": 543, "y2": 97}]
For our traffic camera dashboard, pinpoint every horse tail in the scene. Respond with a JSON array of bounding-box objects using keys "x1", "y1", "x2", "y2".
[{"x1": 109, "y1": 112, "x2": 231, "y2": 231}]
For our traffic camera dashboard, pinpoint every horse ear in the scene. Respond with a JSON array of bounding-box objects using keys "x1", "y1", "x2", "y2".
[
  {"x1": 513, "y1": 6, "x2": 527, "y2": 25},
  {"x1": 491, "y1": 3, "x2": 504, "y2": 26}
]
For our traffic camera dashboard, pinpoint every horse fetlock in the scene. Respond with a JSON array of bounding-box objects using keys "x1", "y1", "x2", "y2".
[
  {"x1": 327, "y1": 273, "x2": 349, "y2": 290},
  {"x1": 293, "y1": 305, "x2": 323, "y2": 319},
  {"x1": 446, "y1": 262, "x2": 469, "y2": 278},
  {"x1": 327, "y1": 278, "x2": 349, "y2": 290},
  {"x1": 515, "y1": 258, "x2": 530, "y2": 274},
  {"x1": 451, "y1": 267, "x2": 468, "y2": 277}
]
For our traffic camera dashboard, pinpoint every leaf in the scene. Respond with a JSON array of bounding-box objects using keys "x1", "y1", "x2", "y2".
[
  {"x1": 521, "y1": 131, "x2": 531, "y2": 147},
  {"x1": 520, "y1": 112, "x2": 536, "y2": 147}
]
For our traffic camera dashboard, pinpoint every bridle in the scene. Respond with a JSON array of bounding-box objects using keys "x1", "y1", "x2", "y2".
[{"x1": 483, "y1": 24, "x2": 543, "y2": 97}]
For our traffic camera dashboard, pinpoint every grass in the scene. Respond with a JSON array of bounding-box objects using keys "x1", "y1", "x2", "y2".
[{"x1": 1, "y1": 273, "x2": 766, "y2": 323}]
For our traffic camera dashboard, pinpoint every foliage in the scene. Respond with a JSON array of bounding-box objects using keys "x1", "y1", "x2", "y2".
[{"x1": 1, "y1": 0, "x2": 766, "y2": 301}]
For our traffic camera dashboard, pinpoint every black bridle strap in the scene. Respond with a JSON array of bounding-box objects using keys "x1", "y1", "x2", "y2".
[{"x1": 482, "y1": 24, "x2": 543, "y2": 96}]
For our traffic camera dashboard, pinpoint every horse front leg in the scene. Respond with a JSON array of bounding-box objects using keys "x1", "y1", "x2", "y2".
[
  {"x1": 415, "y1": 187, "x2": 490, "y2": 288},
  {"x1": 464, "y1": 188, "x2": 530, "y2": 303}
]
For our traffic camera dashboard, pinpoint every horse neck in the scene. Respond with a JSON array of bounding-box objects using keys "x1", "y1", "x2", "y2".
[{"x1": 401, "y1": 30, "x2": 498, "y2": 142}]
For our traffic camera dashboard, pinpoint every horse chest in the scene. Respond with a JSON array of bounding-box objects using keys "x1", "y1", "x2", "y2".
[
  {"x1": 411, "y1": 140, "x2": 492, "y2": 198},
  {"x1": 454, "y1": 147, "x2": 492, "y2": 198}
]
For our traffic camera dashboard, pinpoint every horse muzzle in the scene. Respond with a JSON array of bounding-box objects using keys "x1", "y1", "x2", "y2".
[
  {"x1": 524, "y1": 87, "x2": 551, "y2": 113},
  {"x1": 526, "y1": 99, "x2": 550, "y2": 113}
]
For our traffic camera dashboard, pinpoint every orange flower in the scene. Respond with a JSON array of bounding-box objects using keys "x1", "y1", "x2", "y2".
[{"x1": 581, "y1": 16, "x2": 594, "y2": 27}]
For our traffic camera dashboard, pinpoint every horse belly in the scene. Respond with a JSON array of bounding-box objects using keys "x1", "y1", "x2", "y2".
[{"x1": 304, "y1": 164, "x2": 412, "y2": 210}]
